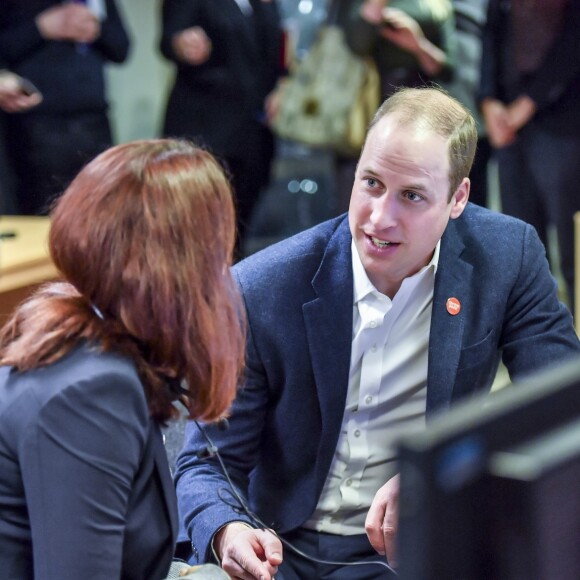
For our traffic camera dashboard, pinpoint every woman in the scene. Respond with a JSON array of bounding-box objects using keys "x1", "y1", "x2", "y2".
[
  {"x1": 345, "y1": 0, "x2": 455, "y2": 91},
  {"x1": 0, "y1": 139, "x2": 245, "y2": 579}
]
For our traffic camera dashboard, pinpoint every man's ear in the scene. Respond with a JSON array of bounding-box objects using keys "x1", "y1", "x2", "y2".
[{"x1": 450, "y1": 177, "x2": 470, "y2": 219}]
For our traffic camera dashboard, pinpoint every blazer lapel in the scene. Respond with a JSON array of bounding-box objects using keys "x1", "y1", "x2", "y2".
[
  {"x1": 302, "y1": 219, "x2": 354, "y2": 475},
  {"x1": 152, "y1": 425, "x2": 179, "y2": 546},
  {"x1": 300, "y1": 216, "x2": 474, "y2": 434},
  {"x1": 227, "y1": 0, "x2": 260, "y2": 59},
  {"x1": 427, "y1": 218, "x2": 472, "y2": 415}
]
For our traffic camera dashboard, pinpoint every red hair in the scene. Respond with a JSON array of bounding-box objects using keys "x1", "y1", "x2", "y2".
[{"x1": 0, "y1": 139, "x2": 245, "y2": 423}]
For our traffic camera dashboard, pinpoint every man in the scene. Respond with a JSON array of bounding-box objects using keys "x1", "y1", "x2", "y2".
[
  {"x1": 175, "y1": 87, "x2": 580, "y2": 580},
  {"x1": 0, "y1": 68, "x2": 42, "y2": 214},
  {"x1": 479, "y1": 0, "x2": 580, "y2": 315},
  {"x1": 160, "y1": 0, "x2": 283, "y2": 255},
  {"x1": 0, "y1": 0, "x2": 130, "y2": 215}
]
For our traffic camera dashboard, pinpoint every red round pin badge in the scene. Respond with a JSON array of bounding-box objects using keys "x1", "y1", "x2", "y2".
[{"x1": 446, "y1": 297, "x2": 461, "y2": 316}]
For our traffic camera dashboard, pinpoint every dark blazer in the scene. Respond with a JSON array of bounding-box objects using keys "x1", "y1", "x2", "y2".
[
  {"x1": 0, "y1": 344, "x2": 177, "y2": 579},
  {"x1": 160, "y1": 0, "x2": 283, "y2": 159},
  {"x1": 0, "y1": 0, "x2": 130, "y2": 115},
  {"x1": 175, "y1": 205, "x2": 580, "y2": 563}
]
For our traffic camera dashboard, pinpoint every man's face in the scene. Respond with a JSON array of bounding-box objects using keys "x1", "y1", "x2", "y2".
[{"x1": 349, "y1": 113, "x2": 469, "y2": 298}]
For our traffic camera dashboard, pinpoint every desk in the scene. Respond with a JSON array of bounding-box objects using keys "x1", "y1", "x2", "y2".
[{"x1": 0, "y1": 216, "x2": 59, "y2": 327}]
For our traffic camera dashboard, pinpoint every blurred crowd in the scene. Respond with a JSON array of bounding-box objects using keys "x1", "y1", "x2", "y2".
[{"x1": 1, "y1": 0, "x2": 578, "y2": 310}]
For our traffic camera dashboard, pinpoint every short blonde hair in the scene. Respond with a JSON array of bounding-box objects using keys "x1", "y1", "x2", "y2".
[{"x1": 368, "y1": 86, "x2": 477, "y2": 199}]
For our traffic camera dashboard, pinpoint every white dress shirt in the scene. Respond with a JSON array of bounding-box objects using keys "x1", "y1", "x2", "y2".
[
  {"x1": 304, "y1": 240, "x2": 439, "y2": 534},
  {"x1": 87, "y1": 0, "x2": 107, "y2": 20}
]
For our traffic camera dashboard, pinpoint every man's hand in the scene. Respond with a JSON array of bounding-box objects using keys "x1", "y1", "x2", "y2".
[
  {"x1": 365, "y1": 474, "x2": 400, "y2": 567},
  {"x1": 0, "y1": 71, "x2": 42, "y2": 113},
  {"x1": 214, "y1": 522, "x2": 283, "y2": 580},
  {"x1": 481, "y1": 98, "x2": 516, "y2": 148},
  {"x1": 507, "y1": 95, "x2": 537, "y2": 133},
  {"x1": 172, "y1": 27, "x2": 212, "y2": 66},
  {"x1": 35, "y1": 3, "x2": 100, "y2": 43}
]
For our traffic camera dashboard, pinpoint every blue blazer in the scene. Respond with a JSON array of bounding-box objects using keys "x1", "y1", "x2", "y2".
[
  {"x1": 175, "y1": 204, "x2": 580, "y2": 563},
  {"x1": 0, "y1": 344, "x2": 178, "y2": 579}
]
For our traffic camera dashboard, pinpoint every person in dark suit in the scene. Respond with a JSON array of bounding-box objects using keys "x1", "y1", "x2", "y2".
[
  {"x1": 0, "y1": 67, "x2": 42, "y2": 214},
  {"x1": 0, "y1": 0, "x2": 130, "y2": 216},
  {"x1": 175, "y1": 87, "x2": 580, "y2": 579},
  {"x1": 0, "y1": 139, "x2": 246, "y2": 579},
  {"x1": 479, "y1": 0, "x2": 580, "y2": 315},
  {"x1": 160, "y1": 0, "x2": 284, "y2": 254}
]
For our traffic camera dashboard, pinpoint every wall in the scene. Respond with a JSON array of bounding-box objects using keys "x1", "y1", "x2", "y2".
[{"x1": 105, "y1": 0, "x2": 173, "y2": 143}]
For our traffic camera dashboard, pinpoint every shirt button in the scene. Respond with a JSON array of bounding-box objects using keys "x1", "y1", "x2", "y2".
[
  {"x1": 345, "y1": 479, "x2": 352, "y2": 487},
  {"x1": 354, "y1": 429, "x2": 361, "y2": 437},
  {"x1": 365, "y1": 395, "x2": 373, "y2": 405},
  {"x1": 369, "y1": 320, "x2": 377, "y2": 328}
]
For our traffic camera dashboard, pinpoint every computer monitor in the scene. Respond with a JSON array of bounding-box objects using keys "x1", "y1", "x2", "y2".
[
  {"x1": 396, "y1": 356, "x2": 580, "y2": 580},
  {"x1": 487, "y1": 416, "x2": 580, "y2": 579}
]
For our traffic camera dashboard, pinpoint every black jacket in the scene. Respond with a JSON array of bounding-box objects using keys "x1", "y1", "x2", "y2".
[
  {"x1": 160, "y1": 0, "x2": 283, "y2": 158},
  {"x1": 0, "y1": 0, "x2": 130, "y2": 115}
]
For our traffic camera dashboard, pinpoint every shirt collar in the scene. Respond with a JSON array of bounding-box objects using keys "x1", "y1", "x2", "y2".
[{"x1": 351, "y1": 239, "x2": 440, "y2": 305}]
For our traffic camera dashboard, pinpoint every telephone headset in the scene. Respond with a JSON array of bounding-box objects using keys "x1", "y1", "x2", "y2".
[{"x1": 193, "y1": 420, "x2": 398, "y2": 577}]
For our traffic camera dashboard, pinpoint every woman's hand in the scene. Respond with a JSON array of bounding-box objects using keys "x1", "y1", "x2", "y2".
[
  {"x1": 379, "y1": 7, "x2": 424, "y2": 54},
  {"x1": 360, "y1": 0, "x2": 388, "y2": 25}
]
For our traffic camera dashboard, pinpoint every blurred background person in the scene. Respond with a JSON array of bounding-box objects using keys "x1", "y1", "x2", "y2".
[
  {"x1": 0, "y1": 68, "x2": 42, "y2": 215},
  {"x1": 0, "y1": 0, "x2": 130, "y2": 216},
  {"x1": 441, "y1": 0, "x2": 490, "y2": 208},
  {"x1": 345, "y1": 0, "x2": 455, "y2": 89},
  {"x1": 479, "y1": 0, "x2": 580, "y2": 314},
  {"x1": 334, "y1": 0, "x2": 456, "y2": 211},
  {"x1": 159, "y1": 0, "x2": 284, "y2": 256},
  {"x1": 0, "y1": 139, "x2": 245, "y2": 579}
]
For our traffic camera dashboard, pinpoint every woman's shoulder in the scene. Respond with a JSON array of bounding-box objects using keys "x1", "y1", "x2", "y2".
[
  {"x1": 1, "y1": 343, "x2": 147, "y2": 428},
  {"x1": 1, "y1": 343, "x2": 150, "y2": 466}
]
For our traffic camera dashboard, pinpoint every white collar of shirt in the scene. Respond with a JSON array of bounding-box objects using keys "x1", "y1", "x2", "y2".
[
  {"x1": 86, "y1": 0, "x2": 106, "y2": 20},
  {"x1": 233, "y1": 0, "x2": 253, "y2": 15},
  {"x1": 351, "y1": 238, "x2": 440, "y2": 306}
]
